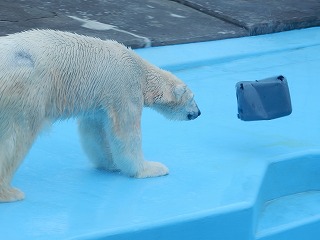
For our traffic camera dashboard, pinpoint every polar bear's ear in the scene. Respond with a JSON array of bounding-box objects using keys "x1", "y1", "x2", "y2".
[{"x1": 174, "y1": 85, "x2": 187, "y2": 101}]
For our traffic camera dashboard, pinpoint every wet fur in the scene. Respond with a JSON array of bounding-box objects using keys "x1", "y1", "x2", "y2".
[{"x1": 0, "y1": 30, "x2": 200, "y2": 202}]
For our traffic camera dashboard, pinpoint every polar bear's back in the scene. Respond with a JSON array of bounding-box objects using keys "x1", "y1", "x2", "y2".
[
  {"x1": 0, "y1": 30, "x2": 146, "y2": 119},
  {"x1": 0, "y1": 30, "x2": 138, "y2": 73}
]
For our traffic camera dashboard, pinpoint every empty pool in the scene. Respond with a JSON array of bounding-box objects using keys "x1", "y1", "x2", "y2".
[{"x1": 1, "y1": 27, "x2": 320, "y2": 240}]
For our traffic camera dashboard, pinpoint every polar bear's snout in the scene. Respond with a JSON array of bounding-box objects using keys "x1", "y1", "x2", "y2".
[{"x1": 184, "y1": 95, "x2": 201, "y2": 120}]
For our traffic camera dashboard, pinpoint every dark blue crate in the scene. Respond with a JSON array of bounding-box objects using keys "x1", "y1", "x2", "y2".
[{"x1": 236, "y1": 75, "x2": 292, "y2": 121}]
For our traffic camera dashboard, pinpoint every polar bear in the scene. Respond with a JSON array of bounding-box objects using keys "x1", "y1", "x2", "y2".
[{"x1": 0, "y1": 29, "x2": 201, "y2": 202}]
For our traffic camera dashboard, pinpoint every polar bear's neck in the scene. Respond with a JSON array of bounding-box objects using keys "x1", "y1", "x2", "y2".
[{"x1": 140, "y1": 61, "x2": 166, "y2": 107}]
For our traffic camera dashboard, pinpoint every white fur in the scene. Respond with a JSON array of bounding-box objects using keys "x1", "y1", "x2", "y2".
[{"x1": 0, "y1": 30, "x2": 200, "y2": 202}]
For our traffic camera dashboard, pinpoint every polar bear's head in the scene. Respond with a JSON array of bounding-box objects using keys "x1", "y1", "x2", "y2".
[{"x1": 144, "y1": 68, "x2": 201, "y2": 121}]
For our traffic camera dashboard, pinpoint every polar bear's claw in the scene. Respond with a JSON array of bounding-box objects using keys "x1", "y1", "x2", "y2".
[{"x1": 135, "y1": 161, "x2": 169, "y2": 178}]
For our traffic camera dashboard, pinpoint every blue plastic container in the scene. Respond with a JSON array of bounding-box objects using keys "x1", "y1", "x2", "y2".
[{"x1": 236, "y1": 75, "x2": 292, "y2": 121}]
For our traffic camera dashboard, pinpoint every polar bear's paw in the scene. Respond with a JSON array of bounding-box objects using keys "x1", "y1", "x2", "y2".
[
  {"x1": 96, "y1": 162, "x2": 120, "y2": 172},
  {"x1": 135, "y1": 161, "x2": 169, "y2": 178},
  {"x1": 0, "y1": 186, "x2": 25, "y2": 203},
  {"x1": 106, "y1": 164, "x2": 121, "y2": 172}
]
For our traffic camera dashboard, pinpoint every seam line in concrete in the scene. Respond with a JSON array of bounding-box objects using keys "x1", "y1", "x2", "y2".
[{"x1": 169, "y1": 0, "x2": 249, "y2": 31}]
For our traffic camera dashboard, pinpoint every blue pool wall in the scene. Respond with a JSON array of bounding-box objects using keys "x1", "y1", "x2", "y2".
[{"x1": 1, "y1": 27, "x2": 320, "y2": 240}]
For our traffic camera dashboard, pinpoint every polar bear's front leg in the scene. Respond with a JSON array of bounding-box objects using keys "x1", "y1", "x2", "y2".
[
  {"x1": 106, "y1": 109, "x2": 169, "y2": 178},
  {"x1": 78, "y1": 116, "x2": 118, "y2": 171}
]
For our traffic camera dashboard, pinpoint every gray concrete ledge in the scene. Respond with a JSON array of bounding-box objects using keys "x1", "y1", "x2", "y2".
[{"x1": 0, "y1": 0, "x2": 319, "y2": 48}]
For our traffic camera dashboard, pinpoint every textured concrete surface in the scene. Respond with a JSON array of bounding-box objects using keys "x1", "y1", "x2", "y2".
[
  {"x1": 0, "y1": 0, "x2": 319, "y2": 47},
  {"x1": 0, "y1": 0, "x2": 247, "y2": 48},
  {"x1": 173, "y1": 0, "x2": 320, "y2": 35}
]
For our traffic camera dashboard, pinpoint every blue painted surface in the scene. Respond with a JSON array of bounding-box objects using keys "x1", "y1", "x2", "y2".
[{"x1": 1, "y1": 27, "x2": 320, "y2": 240}]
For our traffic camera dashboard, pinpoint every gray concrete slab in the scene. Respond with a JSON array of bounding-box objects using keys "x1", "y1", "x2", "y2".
[
  {"x1": 172, "y1": 0, "x2": 320, "y2": 35},
  {"x1": 0, "y1": 0, "x2": 247, "y2": 48},
  {"x1": 0, "y1": 0, "x2": 319, "y2": 48}
]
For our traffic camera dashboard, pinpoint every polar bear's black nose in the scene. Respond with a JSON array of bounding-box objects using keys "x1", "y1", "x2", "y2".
[
  {"x1": 187, "y1": 109, "x2": 201, "y2": 120},
  {"x1": 187, "y1": 114, "x2": 194, "y2": 120}
]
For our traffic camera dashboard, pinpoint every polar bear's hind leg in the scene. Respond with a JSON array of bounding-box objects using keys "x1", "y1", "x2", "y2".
[
  {"x1": 0, "y1": 122, "x2": 40, "y2": 202},
  {"x1": 0, "y1": 186, "x2": 24, "y2": 202}
]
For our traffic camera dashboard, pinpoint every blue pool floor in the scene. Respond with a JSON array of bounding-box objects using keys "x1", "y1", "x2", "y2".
[{"x1": 1, "y1": 27, "x2": 320, "y2": 240}]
